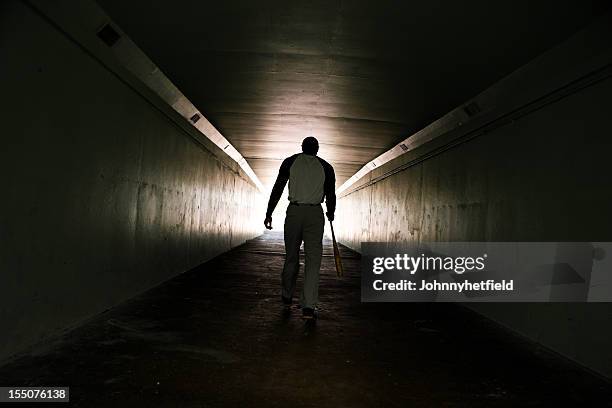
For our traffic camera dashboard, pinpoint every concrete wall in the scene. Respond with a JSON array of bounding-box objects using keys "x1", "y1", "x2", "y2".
[
  {"x1": 0, "y1": 1, "x2": 263, "y2": 362},
  {"x1": 335, "y1": 33, "x2": 612, "y2": 377}
]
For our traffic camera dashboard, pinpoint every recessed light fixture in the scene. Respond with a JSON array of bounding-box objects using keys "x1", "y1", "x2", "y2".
[
  {"x1": 463, "y1": 101, "x2": 481, "y2": 117},
  {"x1": 96, "y1": 23, "x2": 121, "y2": 47}
]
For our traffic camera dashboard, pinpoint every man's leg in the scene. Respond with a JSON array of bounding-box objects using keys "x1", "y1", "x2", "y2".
[
  {"x1": 282, "y1": 205, "x2": 302, "y2": 301},
  {"x1": 301, "y1": 206, "x2": 325, "y2": 310}
]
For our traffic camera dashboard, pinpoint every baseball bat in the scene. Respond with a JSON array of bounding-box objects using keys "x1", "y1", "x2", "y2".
[{"x1": 329, "y1": 220, "x2": 344, "y2": 277}]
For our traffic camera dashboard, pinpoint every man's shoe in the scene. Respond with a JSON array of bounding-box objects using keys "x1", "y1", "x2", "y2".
[{"x1": 302, "y1": 307, "x2": 316, "y2": 320}]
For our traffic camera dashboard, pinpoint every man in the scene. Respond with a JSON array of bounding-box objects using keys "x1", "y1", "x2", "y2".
[{"x1": 264, "y1": 137, "x2": 336, "y2": 320}]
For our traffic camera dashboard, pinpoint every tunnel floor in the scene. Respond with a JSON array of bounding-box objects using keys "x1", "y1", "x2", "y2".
[{"x1": 1, "y1": 231, "x2": 611, "y2": 407}]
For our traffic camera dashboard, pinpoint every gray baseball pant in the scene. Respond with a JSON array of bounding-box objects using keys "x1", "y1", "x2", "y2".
[{"x1": 282, "y1": 203, "x2": 325, "y2": 309}]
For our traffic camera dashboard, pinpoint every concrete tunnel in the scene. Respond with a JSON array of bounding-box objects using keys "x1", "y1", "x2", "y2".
[{"x1": 2, "y1": 0, "x2": 612, "y2": 406}]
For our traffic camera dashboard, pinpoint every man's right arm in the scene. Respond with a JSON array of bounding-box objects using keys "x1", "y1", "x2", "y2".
[{"x1": 266, "y1": 157, "x2": 292, "y2": 218}]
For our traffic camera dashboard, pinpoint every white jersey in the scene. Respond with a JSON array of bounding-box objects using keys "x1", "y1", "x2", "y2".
[
  {"x1": 266, "y1": 153, "x2": 336, "y2": 218},
  {"x1": 288, "y1": 153, "x2": 325, "y2": 204}
]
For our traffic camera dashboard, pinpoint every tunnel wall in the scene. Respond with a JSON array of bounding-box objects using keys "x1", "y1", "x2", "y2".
[
  {"x1": 0, "y1": 1, "x2": 263, "y2": 362},
  {"x1": 335, "y1": 64, "x2": 612, "y2": 376}
]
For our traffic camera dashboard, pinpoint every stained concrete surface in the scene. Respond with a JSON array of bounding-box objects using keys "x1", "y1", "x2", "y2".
[
  {"x1": 334, "y1": 69, "x2": 612, "y2": 377},
  {"x1": 1, "y1": 232, "x2": 611, "y2": 407},
  {"x1": 1, "y1": 0, "x2": 263, "y2": 363}
]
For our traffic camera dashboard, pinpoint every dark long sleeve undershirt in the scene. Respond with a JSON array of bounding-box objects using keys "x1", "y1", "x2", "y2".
[
  {"x1": 265, "y1": 157, "x2": 292, "y2": 218},
  {"x1": 320, "y1": 158, "x2": 336, "y2": 217}
]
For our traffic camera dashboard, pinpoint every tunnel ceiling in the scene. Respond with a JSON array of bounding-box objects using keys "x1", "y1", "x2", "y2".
[{"x1": 96, "y1": 0, "x2": 607, "y2": 189}]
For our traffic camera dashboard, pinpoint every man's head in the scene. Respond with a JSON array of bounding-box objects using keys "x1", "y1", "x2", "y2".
[{"x1": 302, "y1": 136, "x2": 319, "y2": 155}]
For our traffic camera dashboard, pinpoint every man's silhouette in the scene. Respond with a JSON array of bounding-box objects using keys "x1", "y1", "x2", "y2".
[{"x1": 264, "y1": 137, "x2": 336, "y2": 320}]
